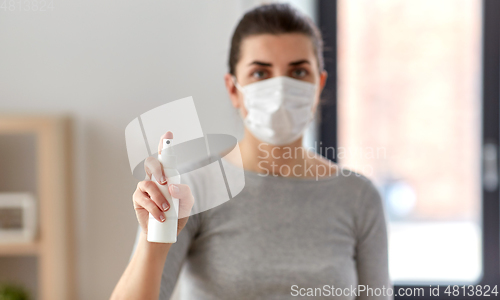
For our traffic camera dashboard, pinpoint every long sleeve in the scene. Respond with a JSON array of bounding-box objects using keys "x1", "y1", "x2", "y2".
[
  {"x1": 158, "y1": 163, "x2": 205, "y2": 300},
  {"x1": 354, "y1": 177, "x2": 393, "y2": 300},
  {"x1": 127, "y1": 212, "x2": 200, "y2": 300},
  {"x1": 129, "y1": 167, "x2": 203, "y2": 300},
  {"x1": 158, "y1": 212, "x2": 201, "y2": 299}
]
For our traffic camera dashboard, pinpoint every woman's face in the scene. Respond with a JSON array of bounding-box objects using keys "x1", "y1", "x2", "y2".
[{"x1": 225, "y1": 33, "x2": 328, "y2": 119}]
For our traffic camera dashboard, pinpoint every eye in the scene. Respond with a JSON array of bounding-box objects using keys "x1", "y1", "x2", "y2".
[
  {"x1": 291, "y1": 68, "x2": 309, "y2": 78},
  {"x1": 251, "y1": 69, "x2": 269, "y2": 80}
]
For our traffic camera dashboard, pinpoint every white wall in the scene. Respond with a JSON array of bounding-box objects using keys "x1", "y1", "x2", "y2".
[{"x1": 0, "y1": 1, "x2": 243, "y2": 299}]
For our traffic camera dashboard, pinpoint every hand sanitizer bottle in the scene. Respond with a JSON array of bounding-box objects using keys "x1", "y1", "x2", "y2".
[{"x1": 147, "y1": 131, "x2": 181, "y2": 243}]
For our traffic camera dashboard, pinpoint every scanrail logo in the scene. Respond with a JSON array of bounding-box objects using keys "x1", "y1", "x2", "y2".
[{"x1": 125, "y1": 96, "x2": 246, "y2": 216}]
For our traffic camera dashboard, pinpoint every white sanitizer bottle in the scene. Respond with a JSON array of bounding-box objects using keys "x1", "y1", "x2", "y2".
[{"x1": 147, "y1": 132, "x2": 181, "y2": 243}]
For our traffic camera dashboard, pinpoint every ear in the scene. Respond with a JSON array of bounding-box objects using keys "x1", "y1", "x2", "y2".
[
  {"x1": 319, "y1": 70, "x2": 328, "y2": 93},
  {"x1": 224, "y1": 73, "x2": 241, "y2": 109}
]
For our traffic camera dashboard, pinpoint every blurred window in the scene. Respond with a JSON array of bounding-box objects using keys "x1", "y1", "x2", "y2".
[{"x1": 337, "y1": 0, "x2": 482, "y2": 283}]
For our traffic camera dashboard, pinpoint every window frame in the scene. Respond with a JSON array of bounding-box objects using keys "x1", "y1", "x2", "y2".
[{"x1": 317, "y1": 0, "x2": 500, "y2": 298}]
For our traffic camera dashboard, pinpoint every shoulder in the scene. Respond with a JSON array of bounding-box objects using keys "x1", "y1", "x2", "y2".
[
  {"x1": 337, "y1": 171, "x2": 387, "y2": 233},
  {"x1": 332, "y1": 165, "x2": 378, "y2": 191},
  {"x1": 328, "y1": 167, "x2": 383, "y2": 209},
  {"x1": 307, "y1": 151, "x2": 373, "y2": 188}
]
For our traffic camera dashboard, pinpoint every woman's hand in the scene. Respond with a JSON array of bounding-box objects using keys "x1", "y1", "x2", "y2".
[{"x1": 132, "y1": 131, "x2": 195, "y2": 238}]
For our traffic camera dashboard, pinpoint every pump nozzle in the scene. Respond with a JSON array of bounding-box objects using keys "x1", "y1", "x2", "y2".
[{"x1": 159, "y1": 131, "x2": 176, "y2": 168}]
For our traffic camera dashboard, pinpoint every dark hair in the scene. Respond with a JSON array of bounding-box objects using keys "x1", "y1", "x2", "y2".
[{"x1": 229, "y1": 3, "x2": 324, "y2": 76}]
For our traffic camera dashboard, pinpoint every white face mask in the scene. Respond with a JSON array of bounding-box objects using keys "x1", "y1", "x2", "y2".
[{"x1": 232, "y1": 75, "x2": 318, "y2": 146}]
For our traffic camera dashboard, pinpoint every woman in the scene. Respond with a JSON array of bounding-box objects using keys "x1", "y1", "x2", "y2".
[{"x1": 112, "y1": 3, "x2": 390, "y2": 300}]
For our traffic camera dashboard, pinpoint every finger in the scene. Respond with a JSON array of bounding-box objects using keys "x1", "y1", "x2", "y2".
[
  {"x1": 144, "y1": 156, "x2": 167, "y2": 185},
  {"x1": 134, "y1": 191, "x2": 166, "y2": 222},
  {"x1": 144, "y1": 159, "x2": 151, "y2": 180},
  {"x1": 169, "y1": 183, "x2": 194, "y2": 218},
  {"x1": 137, "y1": 181, "x2": 170, "y2": 212},
  {"x1": 158, "y1": 131, "x2": 173, "y2": 155}
]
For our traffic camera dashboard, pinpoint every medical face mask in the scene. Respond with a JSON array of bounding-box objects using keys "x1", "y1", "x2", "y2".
[{"x1": 232, "y1": 75, "x2": 318, "y2": 146}]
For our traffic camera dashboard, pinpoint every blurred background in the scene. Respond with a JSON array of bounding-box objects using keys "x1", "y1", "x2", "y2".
[{"x1": 0, "y1": 0, "x2": 497, "y2": 299}]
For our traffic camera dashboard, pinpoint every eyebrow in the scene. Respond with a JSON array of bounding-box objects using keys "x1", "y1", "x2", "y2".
[
  {"x1": 289, "y1": 59, "x2": 310, "y2": 66},
  {"x1": 247, "y1": 59, "x2": 311, "y2": 67}
]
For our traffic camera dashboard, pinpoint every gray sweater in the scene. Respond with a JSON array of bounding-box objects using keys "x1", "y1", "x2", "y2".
[{"x1": 131, "y1": 155, "x2": 392, "y2": 299}]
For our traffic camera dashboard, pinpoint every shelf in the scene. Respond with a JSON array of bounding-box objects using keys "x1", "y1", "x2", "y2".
[
  {"x1": 0, "y1": 242, "x2": 39, "y2": 256},
  {"x1": 0, "y1": 115, "x2": 76, "y2": 300}
]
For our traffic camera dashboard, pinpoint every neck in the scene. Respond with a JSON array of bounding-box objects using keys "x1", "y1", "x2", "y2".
[{"x1": 238, "y1": 128, "x2": 313, "y2": 177}]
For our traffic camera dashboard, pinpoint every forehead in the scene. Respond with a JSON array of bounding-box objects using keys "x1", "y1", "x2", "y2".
[{"x1": 238, "y1": 33, "x2": 316, "y2": 65}]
